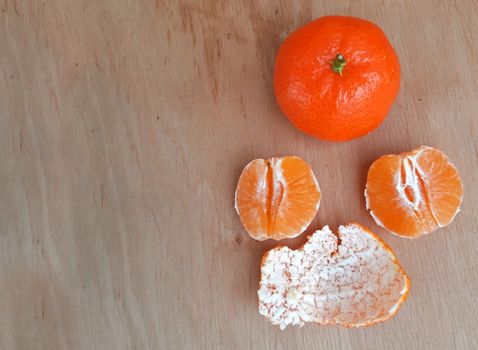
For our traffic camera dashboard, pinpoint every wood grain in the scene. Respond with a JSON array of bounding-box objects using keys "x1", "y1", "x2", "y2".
[{"x1": 1, "y1": 1, "x2": 477, "y2": 349}]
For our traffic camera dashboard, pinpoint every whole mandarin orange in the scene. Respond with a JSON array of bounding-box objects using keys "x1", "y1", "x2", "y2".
[{"x1": 274, "y1": 16, "x2": 400, "y2": 141}]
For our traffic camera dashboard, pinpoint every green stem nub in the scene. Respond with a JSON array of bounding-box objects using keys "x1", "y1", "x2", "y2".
[{"x1": 331, "y1": 54, "x2": 346, "y2": 76}]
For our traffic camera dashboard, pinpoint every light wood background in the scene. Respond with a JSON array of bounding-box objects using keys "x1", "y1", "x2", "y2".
[{"x1": 1, "y1": 1, "x2": 477, "y2": 349}]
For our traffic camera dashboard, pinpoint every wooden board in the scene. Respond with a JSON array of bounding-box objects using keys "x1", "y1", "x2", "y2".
[{"x1": 1, "y1": 1, "x2": 477, "y2": 349}]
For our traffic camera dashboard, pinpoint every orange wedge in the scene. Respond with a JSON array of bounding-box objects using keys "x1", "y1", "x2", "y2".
[
  {"x1": 258, "y1": 223, "x2": 410, "y2": 329},
  {"x1": 365, "y1": 146, "x2": 463, "y2": 238},
  {"x1": 234, "y1": 156, "x2": 321, "y2": 241}
]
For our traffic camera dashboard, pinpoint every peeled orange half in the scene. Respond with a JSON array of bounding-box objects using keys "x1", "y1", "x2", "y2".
[
  {"x1": 365, "y1": 146, "x2": 463, "y2": 238},
  {"x1": 258, "y1": 224, "x2": 410, "y2": 329},
  {"x1": 234, "y1": 156, "x2": 320, "y2": 241}
]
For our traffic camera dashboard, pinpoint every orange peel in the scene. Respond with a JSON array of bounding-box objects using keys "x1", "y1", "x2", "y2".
[{"x1": 258, "y1": 223, "x2": 410, "y2": 329}]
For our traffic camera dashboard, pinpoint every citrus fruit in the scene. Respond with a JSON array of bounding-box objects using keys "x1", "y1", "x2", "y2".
[
  {"x1": 365, "y1": 146, "x2": 463, "y2": 238},
  {"x1": 273, "y1": 16, "x2": 400, "y2": 141},
  {"x1": 258, "y1": 223, "x2": 410, "y2": 329},
  {"x1": 234, "y1": 156, "x2": 320, "y2": 241}
]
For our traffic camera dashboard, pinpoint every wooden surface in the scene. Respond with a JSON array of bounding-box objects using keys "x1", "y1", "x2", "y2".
[{"x1": 1, "y1": 1, "x2": 477, "y2": 349}]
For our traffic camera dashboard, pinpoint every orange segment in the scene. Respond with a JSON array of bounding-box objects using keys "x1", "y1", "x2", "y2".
[
  {"x1": 235, "y1": 156, "x2": 321, "y2": 241},
  {"x1": 234, "y1": 159, "x2": 269, "y2": 237},
  {"x1": 413, "y1": 147, "x2": 464, "y2": 226},
  {"x1": 365, "y1": 146, "x2": 463, "y2": 238},
  {"x1": 258, "y1": 224, "x2": 410, "y2": 329}
]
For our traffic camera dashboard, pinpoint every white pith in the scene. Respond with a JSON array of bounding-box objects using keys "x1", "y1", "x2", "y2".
[{"x1": 258, "y1": 224, "x2": 409, "y2": 329}]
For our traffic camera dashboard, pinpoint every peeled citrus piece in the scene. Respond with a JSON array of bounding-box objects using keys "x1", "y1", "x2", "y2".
[
  {"x1": 365, "y1": 146, "x2": 463, "y2": 238},
  {"x1": 258, "y1": 224, "x2": 410, "y2": 329},
  {"x1": 234, "y1": 156, "x2": 321, "y2": 241}
]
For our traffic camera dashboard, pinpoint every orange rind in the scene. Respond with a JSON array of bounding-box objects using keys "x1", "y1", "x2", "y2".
[
  {"x1": 365, "y1": 146, "x2": 463, "y2": 238},
  {"x1": 234, "y1": 156, "x2": 321, "y2": 241},
  {"x1": 258, "y1": 223, "x2": 410, "y2": 329}
]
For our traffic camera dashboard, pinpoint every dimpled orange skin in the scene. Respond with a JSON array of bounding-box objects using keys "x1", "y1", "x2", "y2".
[{"x1": 274, "y1": 16, "x2": 400, "y2": 141}]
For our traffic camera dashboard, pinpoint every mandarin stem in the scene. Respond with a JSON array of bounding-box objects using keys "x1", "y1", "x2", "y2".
[{"x1": 331, "y1": 54, "x2": 346, "y2": 76}]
